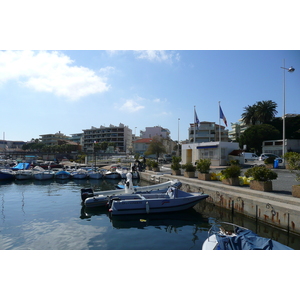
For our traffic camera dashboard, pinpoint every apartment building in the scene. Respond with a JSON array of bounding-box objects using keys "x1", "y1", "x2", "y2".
[{"x1": 82, "y1": 123, "x2": 132, "y2": 153}]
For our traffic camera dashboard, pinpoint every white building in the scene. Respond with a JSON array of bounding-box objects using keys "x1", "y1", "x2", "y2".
[
  {"x1": 140, "y1": 126, "x2": 170, "y2": 139},
  {"x1": 182, "y1": 141, "x2": 239, "y2": 166}
]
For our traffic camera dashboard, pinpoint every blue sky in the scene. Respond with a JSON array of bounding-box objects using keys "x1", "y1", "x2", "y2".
[{"x1": 1, "y1": 50, "x2": 299, "y2": 143}]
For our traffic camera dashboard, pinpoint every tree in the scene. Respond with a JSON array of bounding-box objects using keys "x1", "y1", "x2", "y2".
[
  {"x1": 241, "y1": 104, "x2": 258, "y2": 125},
  {"x1": 144, "y1": 136, "x2": 166, "y2": 161},
  {"x1": 256, "y1": 100, "x2": 278, "y2": 124},
  {"x1": 241, "y1": 100, "x2": 278, "y2": 126},
  {"x1": 239, "y1": 124, "x2": 281, "y2": 153}
]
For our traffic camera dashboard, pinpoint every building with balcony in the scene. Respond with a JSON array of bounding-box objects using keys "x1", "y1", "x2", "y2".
[
  {"x1": 228, "y1": 119, "x2": 249, "y2": 142},
  {"x1": 82, "y1": 123, "x2": 132, "y2": 153},
  {"x1": 188, "y1": 121, "x2": 229, "y2": 143},
  {"x1": 40, "y1": 132, "x2": 68, "y2": 146}
]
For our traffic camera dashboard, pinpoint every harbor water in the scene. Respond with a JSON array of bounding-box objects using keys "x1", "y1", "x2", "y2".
[{"x1": 1, "y1": 178, "x2": 300, "y2": 250}]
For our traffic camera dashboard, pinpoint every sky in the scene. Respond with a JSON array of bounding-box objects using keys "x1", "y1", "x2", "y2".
[
  {"x1": 1, "y1": 50, "x2": 299, "y2": 143},
  {"x1": 1, "y1": 2, "x2": 299, "y2": 146}
]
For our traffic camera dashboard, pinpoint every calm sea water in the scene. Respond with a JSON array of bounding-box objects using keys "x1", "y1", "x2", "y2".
[{"x1": 1, "y1": 178, "x2": 299, "y2": 250}]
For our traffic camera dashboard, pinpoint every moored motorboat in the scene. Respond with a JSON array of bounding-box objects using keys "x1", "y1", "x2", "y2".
[
  {"x1": 103, "y1": 169, "x2": 121, "y2": 179},
  {"x1": 81, "y1": 172, "x2": 181, "y2": 201},
  {"x1": 33, "y1": 166, "x2": 55, "y2": 180},
  {"x1": 71, "y1": 168, "x2": 88, "y2": 179},
  {"x1": 88, "y1": 168, "x2": 104, "y2": 179},
  {"x1": 0, "y1": 168, "x2": 16, "y2": 180},
  {"x1": 108, "y1": 187, "x2": 209, "y2": 215},
  {"x1": 202, "y1": 221, "x2": 293, "y2": 250},
  {"x1": 15, "y1": 169, "x2": 34, "y2": 180},
  {"x1": 55, "y1": 170, "x2": 71, "y2": 180}
]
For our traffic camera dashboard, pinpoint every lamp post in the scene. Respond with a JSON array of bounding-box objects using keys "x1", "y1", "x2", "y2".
[
  {"x1": 281, "y1": 59, "x2": 295, "y2": 167},
  {"x1": 177, "y1": 118, "x2": 180, "y2": 156}
]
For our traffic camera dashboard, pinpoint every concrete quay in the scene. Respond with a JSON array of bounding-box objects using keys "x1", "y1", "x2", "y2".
[{"x1": 139, "y1": 170, "x2": 300, "y2": 235}]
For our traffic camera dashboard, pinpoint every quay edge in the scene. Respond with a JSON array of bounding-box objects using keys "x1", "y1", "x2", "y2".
[{"x1": 139, "y1": 171, "x2": 300, "y2": 235}]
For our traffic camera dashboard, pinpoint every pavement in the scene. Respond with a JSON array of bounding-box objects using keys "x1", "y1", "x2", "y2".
[{"x1": 158, "y1": 162, "x2": 298, "y2": 197}]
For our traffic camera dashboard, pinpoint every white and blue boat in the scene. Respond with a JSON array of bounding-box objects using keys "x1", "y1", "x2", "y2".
[
  {"x1": 202, "y1": 222, "x2": 293, "y2": 250},
  {"x1": 0, "y1": 168, "x2": 16, "y2": 180},
  {"x1": 55, "y1": 170, "x2": 71, "y2": 180},
  {"x1": 108, "y1": 187, "x2": 209, "y2": 215}
]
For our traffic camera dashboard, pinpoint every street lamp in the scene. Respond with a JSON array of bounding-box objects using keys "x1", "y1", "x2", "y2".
[
  {"x1": 177, "y1": 118, "x2": 180, "y2": 156},
  {"x1": 281, "y1": 59, "x2": 295, "y2": 167}
]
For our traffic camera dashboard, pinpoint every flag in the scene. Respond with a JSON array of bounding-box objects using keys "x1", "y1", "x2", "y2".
[
  {"x1": 194, "y1": 107, "x2": 200, "y2": 127},
  {"x1": 220, "y1": 105, "x2": 227, "y2": 126}
]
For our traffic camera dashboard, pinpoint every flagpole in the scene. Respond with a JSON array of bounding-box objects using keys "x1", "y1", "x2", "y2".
[
  {"x1": 218, "y1": 101, "x2": 221, "y2": 142},
  {"x1": 194, "y1": 106, "x2": 196, "y2": 143},
  {"x1": 218, "y1": 101, "x2": 221, "y2": 166}
]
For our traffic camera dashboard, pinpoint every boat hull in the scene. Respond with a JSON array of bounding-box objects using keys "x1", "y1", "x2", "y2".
[
  {"x1": 109, "y1": 192, "x2": 208, "y2": 215},
  {"x1": 34, "y1": 172, "x2": 54, "y2": 180},
  {"x1": 88, "y1": 172, "x2": 103, "y2": 179}
]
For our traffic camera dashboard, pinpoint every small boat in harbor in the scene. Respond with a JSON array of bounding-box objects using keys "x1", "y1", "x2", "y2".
[
  {"x1": 108, "y1": 187, "x2": 209, "y2": 215},
  {"x1": 71, "y1": 168, "x2": 88, "y2": 179},
  {"x1": 103, "y1": 168, "x2": 121, "y2": 179},
  {"x1": 55, "y1": 170, "x2": 71, "y2": 180},
  {"x1": 202, "y1": 222, "x2": 293, "y2": 250},
  {"x1": 34, "y1": 168, "x2": 55, "y2": 180},
  {"x1": 0, "y1": 168, "x2": 16, "y2": 180},
  {"x1": 87, "y1": 168, "x2": 104, "y2": 180},
  {"x1": 15, "y1": 169, "x2": 34, "y2": 180},
  {"x1": 81, "y1": 172, "x2": 181, "y2": 201}
]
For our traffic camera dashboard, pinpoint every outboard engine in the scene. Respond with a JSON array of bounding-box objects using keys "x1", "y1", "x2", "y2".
[
  {"x1": 172, "y1": 181, "x2": 182, "y2": 190},
  {"x1": 81, "y1": 188, "x2": 94, "y2": 201}
]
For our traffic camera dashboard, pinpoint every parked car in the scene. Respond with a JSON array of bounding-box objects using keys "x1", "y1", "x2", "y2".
[
  {"x1": 258, "y1": 153, "x2": 283, "y2": 163},
  {"x1": 242, "y1": 152, "x2": 258, "y2": 162}
]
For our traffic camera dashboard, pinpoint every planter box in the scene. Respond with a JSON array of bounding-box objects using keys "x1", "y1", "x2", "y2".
[
  {"x1": 250, "y1": 180, "x2": 272, "y2": 192},
  {"x1": 172, "y1": 170, "x2": 181, "y2": 176},
  {"x1": 292, "y1": 185, "x2": 300, "y2": 198},
  {"x1": 265, "y1": 164, "x2": 273, "y2": 169},
  {"x1": 146, "y1": 166, "x2": 152, "y2": 171},
  {"x1": 222, "y1": 177, "x2": 240, "y2": 186},
  {"x1": 152, "y1": 167, "x2": 160, "y2": 172},
  {"x1": 184, "y1": 171, "x2": 195, "y2": 178},
  {"x1": 198, "y1": 173, "x2": 211, "y2": 181}
]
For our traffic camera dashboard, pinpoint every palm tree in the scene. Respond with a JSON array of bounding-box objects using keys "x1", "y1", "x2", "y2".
[
  {"x1": 256, "y1": 100, "x2": 278, "y2": 124},
  {"x1": 241, "y1": 104, "x2": 258, "y2": 125},
  {"x1": 242, "y1": 100, "x2": 278, "y2": 126}
]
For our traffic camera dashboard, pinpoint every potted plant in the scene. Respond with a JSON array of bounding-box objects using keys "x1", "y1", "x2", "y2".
[
  {"x1": 181, "y1": 162, "x2": 196, "y2": 178},
  {"x1": 151, "y1": 160, "x2": 160, "y2": 172},
  {"x1": 196, "y1": 158, "x2": 211, "y2": 180},
  {"x1": 244, "y1": 165, "x2": 278, "y2": 192},
  {"x1": 145, "y1": 159, "x2": 152, "y2": 170},
  {"x1": 221, "y1": 165, "x2": 241, "y2": 186},
  {"x1": 171, "y1": 156, "x2": 181, "y2": 176},
  {"x1": 264, "y1": 156, "x2": 275, "y2": 169},
  {"x1": 283, "y1": 152, "x2": 300, "y2": 197}
]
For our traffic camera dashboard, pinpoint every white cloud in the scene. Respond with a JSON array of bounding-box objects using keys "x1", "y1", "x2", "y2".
[
  {"x1": 118, "y1": 99, "x2": 145, "y2": 113},
  {"x1": 0, "y1": 50, "x2": 110, "y2": 100},
  {"x1": 134, "y1": 50, "x2": 180, "y2": 63}
]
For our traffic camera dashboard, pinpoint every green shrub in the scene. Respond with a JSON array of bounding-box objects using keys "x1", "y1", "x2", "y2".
[
  {"x1": 221, "y1": 165, "x2": 241, "y2": 179},
  {"x1": 181, "y1": 162, "x2": 196, "y2": 172},
  {"x1": 196, "y1": 159, "x2": 211, "y2": 174},
  {"x1": 245, "y1": 165, "x2": 278, "y2": 181},
  {"x1": 264, "y1": 156, "x2": 275, "y2": 164},
  {"x1": 283, "y1": 152, "x2": 300, "y2": 182},
  {"x1": 230, "y1": 159, "x2": 240, "y2": 166},
  {"x1": 152, "y1": 160, "x2": 158, "y2": 168},
  {"x1": 171, "y1": 156, "x2": 181, "y2": 171}
]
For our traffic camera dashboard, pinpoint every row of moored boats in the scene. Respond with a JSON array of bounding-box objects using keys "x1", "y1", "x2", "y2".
[{"x1": 0, "y1": 163, "x2": 139, "y2": 181}]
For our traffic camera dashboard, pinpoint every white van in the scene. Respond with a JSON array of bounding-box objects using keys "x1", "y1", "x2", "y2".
[{"x1": 242, "y1": 152, "x2": 258, "y2": 162}]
